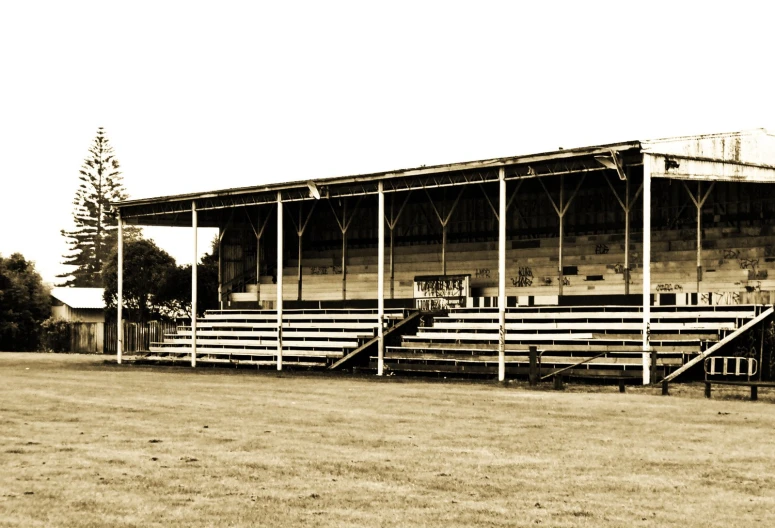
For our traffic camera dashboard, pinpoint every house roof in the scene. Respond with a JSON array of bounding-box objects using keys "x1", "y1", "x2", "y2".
[{"x1": 50, "y1": 288, "x2": 106, "y2": 309}]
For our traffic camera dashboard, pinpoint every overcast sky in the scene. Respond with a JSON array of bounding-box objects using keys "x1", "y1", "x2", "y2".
[{"x1": 1, "y1": 1, "x2": 774, "y2": 284}]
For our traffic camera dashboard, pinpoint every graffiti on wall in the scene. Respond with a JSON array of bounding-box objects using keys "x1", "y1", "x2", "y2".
[
  {"x1": 414, "y1": 275, "x2": 471, "y2": 311},
  {"x1": 511, "y1": 266, "x2": 533, "y2": 287},
  {"x1": 475, "y1": 268, "x2": 491, "y2": 279},
  {"x1": 701, "y1": 291, "x2": 742, "y2": 306},
  {"x1": 656, "y1": 283, "x2": 683, "y2": 292}
]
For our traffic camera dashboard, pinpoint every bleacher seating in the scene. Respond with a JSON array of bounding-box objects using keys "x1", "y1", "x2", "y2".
[
  {"x1": 231, "y1": 226, "x2": 775, "y2": 305},
  {"x1": 376, "y1": 305, "x2": 762, "y2": 379},
  {"x1": 210, "y1": 223, "x2": 775, "y2": 380},
  {"x1": 144, "y1": 308, "x2": 408, "y2": 368}
]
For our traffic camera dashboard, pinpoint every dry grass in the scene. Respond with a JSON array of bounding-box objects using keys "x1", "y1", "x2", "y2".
[{"x1": 1, "y1": 353, "x2": 774, "y2": 527}]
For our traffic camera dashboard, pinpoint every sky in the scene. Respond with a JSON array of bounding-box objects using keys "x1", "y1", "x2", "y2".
[{"x1": 1, "y1": 1, "x2": 774, "y2": 284}]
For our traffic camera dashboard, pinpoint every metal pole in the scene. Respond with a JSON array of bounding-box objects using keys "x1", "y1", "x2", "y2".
[
  {"x1": 696, "y1": 182, "x2": 702, "y2": 294},
  {"x1": 389, "y1": 226, "x2": 395, "y2": 299},
  {"x1": 377, "y1": 182, "x2": 385, "y2": 376},
  {"x1": 191, "y1": 201, "x2": 198, "y2": 368},
  {"x1": 256, "y1": 215, "x2": 262, "y2": 309},
  {"x1": 217, "y1": 227, "x2": 223, "y2": 310},
  {"x1": 342, "y1": 200, "x2": 347, "y2": 301},
  {"x1": 117, "y1": 211, "x2": 123, "y2": 365},
  {"x1": 297, "y1": 207, "x2": 303, "y2": 301},
  {"x1": 442, "y1": 223, "x2": 447, "y2": 276},
  {"x1": 498, "y1": 169, "x2": 507, "y2": 382},
  {"x1": 624, "y1": 175, "x2": 630, "y2": 295},
  {"x1": 642, "y1": 156, "x2": 652, "y2": 385},
  {"x1": 276, "y1": 192, "x2": 283, "y2": 371},
  {"x1": 558, "y1": 176, "x2": 564, "y2": 296}
]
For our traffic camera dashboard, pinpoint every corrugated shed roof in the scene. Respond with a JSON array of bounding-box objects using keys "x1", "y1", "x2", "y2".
[{"x1": 50, "y1": 288, "x2": 106, "y2": 309}]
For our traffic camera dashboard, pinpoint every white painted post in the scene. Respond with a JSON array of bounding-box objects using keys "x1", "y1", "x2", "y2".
[
  {"x1": 217, "y1": 227, "x2": 223, "y2": 310},
  {"x1": 256, "y1": 213, "x2": 261, "y2": 306},
  {"x1": 191, "y1": 201, "x2": 198, "y2": 368},
  {"x1": 624, "y1": 175, "x2": 630, "y2": 296},
  {"x1": 498, "y1": 168, "x2": 507, "y2": 382},
  {"x1": 377, "y1": 181, "x2": 385, "y2": 376},
  {"x1": 642, "y1": 155, "x2": 652, "y2": 385},
  {"x1": 558, "y1": 176, "x2": 564, "y2": 296},
  {"x1": 696, "y1": 182, "x2": 702, "y2": 294},
  {"x1": 117, "y1": 211, "x2": 123, "y2": 365},
  {"x1": 276, "y1": 192, "x2": 283, "y2": 371}
]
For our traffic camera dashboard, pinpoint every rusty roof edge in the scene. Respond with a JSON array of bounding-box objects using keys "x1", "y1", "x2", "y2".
[
  {"x1": 644, "y1": 152, "x2": 775, "y2": 171},
  {"x1": 641, "y1": 128, "x2": 770, "y2": 146},
  {"x1": 113, "y1": 140, "x2": 642, "y2": 210}
]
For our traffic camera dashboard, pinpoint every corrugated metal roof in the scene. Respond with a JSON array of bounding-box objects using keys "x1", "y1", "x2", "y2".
[
  {"x1": 50, "y1": 288, "x2": 106, "y2": 310},
  {"x1": 114, "y1": 139, "x2": 642, "y2": 210},
  {"x1": 113, "y1": 128, "x2": 775, "y2": 227}
]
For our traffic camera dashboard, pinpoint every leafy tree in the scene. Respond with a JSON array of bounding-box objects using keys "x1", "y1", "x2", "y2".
[
  {"x1": 103, "y1": 239, "x2": 182, "y2": 323},
  {"x1": 177, "y1": 236, "x2": 220, "y2": 317},
  {"x1": 59, "y1": 127, "x2": 129, "y2": 287},
  {"x1": 0, "y1": 253, "x2": 51, "y2": 351},
  {"x1": 103, "y1": 237, "x2": 220, "y2": 322}
]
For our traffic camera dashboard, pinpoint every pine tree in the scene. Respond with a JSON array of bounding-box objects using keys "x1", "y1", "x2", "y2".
[{"x1": 58, "y1": 127, "x2": 129, "y2": 287}]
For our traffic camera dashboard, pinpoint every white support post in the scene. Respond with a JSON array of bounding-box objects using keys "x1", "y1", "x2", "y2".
[
  {"x1": 377, "y1": 182, "x2": 385, "y2": 376},
  {"x1": 624, "y1": 175, "x2": 630, "y2": 295},
  {"x1": 117, "y1": 211, "x2": 124, "y2": 365},
  {"x1": 217, "y1": 227, "x2": 223, "y2": 310},
  {"x1": 191, "y1": 202, "x2": 198, "y2": 368},
  {"x1": 276, "y1": 192, "x2": 283, "y2": 371},
  {"x1": 498, "y1": 168, "x2": 507, "y2": 382},
  {"x1": 642, "y1": 155, "x2": 652, "y2": 385},
  {"x1": 696, "y1": 182, "x2": 702, "y2": 294},
  {"x1": 558, "y1": 176, "x2": 565, "y2": 296},
  {"x1": 250, "y1": 209, "x2": 273, "y2": 308}
]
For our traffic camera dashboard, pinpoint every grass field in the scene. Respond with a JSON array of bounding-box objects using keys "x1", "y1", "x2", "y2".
[{"x1": 1, "y1": 353, "x2": 774, "y2": 527}]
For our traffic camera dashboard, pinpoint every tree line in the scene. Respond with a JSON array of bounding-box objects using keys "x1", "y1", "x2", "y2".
[{"x1": 0, "y1": 128, "x2": 216, "y2": 351}]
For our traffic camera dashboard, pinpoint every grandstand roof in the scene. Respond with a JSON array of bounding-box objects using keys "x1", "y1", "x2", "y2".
[{"x1": 115, "y1": 129, "x2": 775, "y2": 227}]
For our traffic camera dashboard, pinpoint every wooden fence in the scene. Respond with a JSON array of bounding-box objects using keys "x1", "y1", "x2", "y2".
[
  {"x1": 103, "y1": 320, "x2": 180, "y2": 354},
  {"x1": 70, "y1": 322, "x2": 104, "y2": 353}
]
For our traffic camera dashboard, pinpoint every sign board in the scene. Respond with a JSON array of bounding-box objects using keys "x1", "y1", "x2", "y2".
[{"x1": 413, "y1": 274, "x2": 471, "y2": 311}]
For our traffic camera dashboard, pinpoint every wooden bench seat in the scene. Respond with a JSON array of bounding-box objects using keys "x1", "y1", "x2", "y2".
[
  {"x1": 400, "y1": 341, "x2": 701, "y2": 353},
  {"x1": 143, "y1": 353, "x2": 327, "y2": 367},
  {"x1": 176, "y1": 329, "x2": 372, "y2": 339},
  {"x1": 159, "y1": 336, "x2": 360, "y2": 348},
  {"x1": 174, "y1": 325, "x2": 376, "y2": 339},
  {"x1": 181, "y1": 321, "x2": 379, "y2": 331},
  {"x1": 405, "y1": 332, "x2": 707, "y2": 348},
  {"x1": 430, "y1": 321, "x2": 734, "y2": 332},
  {"x1": 383, "y1": 347, "x2": 683, "y2": 366},
  {"x1": 202, "y1": 312, "x2": 402, "y2": 321},
  {"x1": 148, "y1": 346, "x2": 346, "y2": 358}
]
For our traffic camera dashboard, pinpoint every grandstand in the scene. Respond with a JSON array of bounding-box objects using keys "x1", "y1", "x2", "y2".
[{"x1": 115, "y1": 129, "x2": 775, "y2": 385}]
